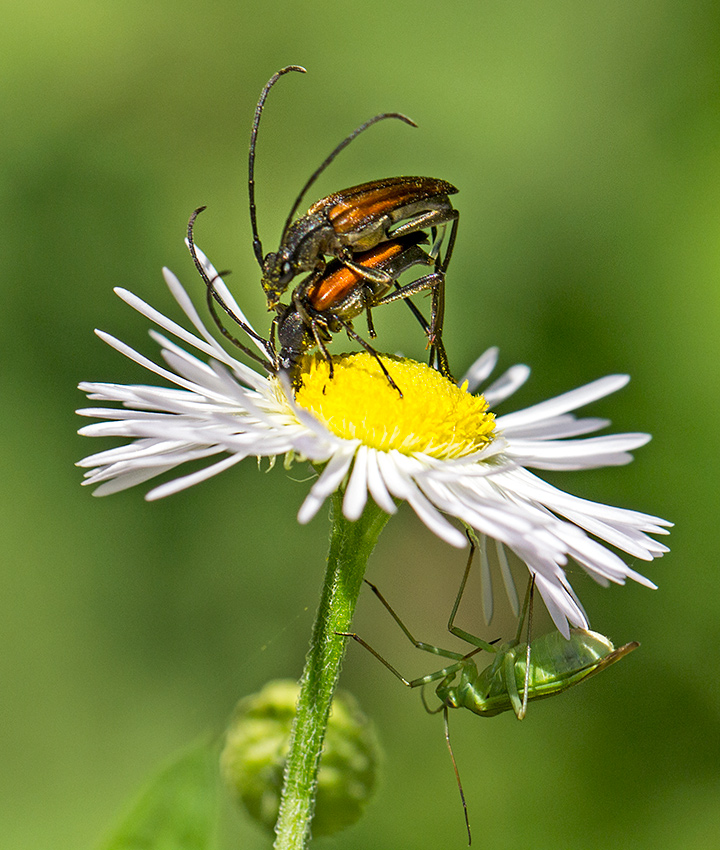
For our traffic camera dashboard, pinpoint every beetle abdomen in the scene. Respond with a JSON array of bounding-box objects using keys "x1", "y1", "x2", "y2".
[{"x1": 305, "y1": 239, "x2": 410, "y2": 311}]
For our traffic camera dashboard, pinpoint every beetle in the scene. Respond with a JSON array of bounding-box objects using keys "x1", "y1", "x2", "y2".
[
  {"x1": 187, "y1": 209, "x2": 447, "y2": 394},
  {"x1": 248, "y1": 66, "x2": 459, "y2": 375},
  {"x1": 274, "y1": 230, "x2": 451, "y2": 391}
]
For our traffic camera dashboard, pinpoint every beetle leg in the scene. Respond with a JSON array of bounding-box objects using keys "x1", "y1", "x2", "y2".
[
  {"x1": 380, "y1": 273, "x2": 452, "y2": 378},
  {"x1": 365, "y1": 299, "x2": 377, "y2": 339},
  {"x1": 375, "y1": 271, "x2": 452, "y2": 379},
  {"x1": 312, "y1": 320, "x2": 335, "y2": 379},
  {"x1": 428, "y1": 275, "x2": 452, "y2": 378},
  {"x1": 355, "y1": 282, "x2": 378, "y2": 338},
  {"x1": 428, "y1": 225, "x2": 442, "y2": 263},
  {"x1": 293, "y1": 294, "x2": 335, "y2": 379},
  {"x1": 388, "y1": 207, "x2": 459, "y2": 244},
  {"x1": 335, "y1": 317, "x2": 403, "y2": 397},
  {"x1": 438, "y1": 213, "x2": 460, "y2": 274},
  {"x1": 374, "y1": 270, "x2": 440, "y2": 308},
  {"x1": 390, "y1": 209, "x2": 458, "y2": 378},
  {"x1": 269, "y1": 312, "x2": 281, "y2": 349},
  {"x1": 395, "y1": 286, "x2": 430, "y2": 332},
  {"x1": 430, "y1": 338, "x2": 452, "y2": 379},
  {"x1": 343, "y1": 256, "x2": 394, "y2": 286},
  {"x1": 391, "y1": 210, "x2": 459, "y2": 370}
]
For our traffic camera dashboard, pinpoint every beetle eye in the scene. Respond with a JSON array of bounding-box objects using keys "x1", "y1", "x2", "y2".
[{"x1": 280, "y1": 262, "x2": 294, "y2": 285}]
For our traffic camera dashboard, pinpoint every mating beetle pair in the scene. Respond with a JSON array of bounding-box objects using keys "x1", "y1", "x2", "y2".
[
  {"x1": 189, "y1": 65, "x2": 459, "y2": 391},
  {"x1": 189, "y1": 219, "x2": 448, "y2": 395}
]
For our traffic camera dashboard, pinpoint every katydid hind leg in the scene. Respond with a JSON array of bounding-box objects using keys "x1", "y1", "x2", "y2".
[
  {"x1": 362, "y1": 580, "x2": 467, "y2": 662},
  {"x1": 447, "y1": 530, "x2": 497, "y2": 654},
  {"x1": 337, "y1": 629, "x2": 469, "y2": 690}
]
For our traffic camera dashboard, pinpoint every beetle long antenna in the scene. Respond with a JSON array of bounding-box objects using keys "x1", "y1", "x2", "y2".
[
  {"x1": 249, "y1": 65, "x2": 307, "y2": 269},
  {"x1": 280, "y1": 111, "x2": 418, "y2": 243},
  {"x1": 443, "y1": 706, "x2": 472, "y2": 845},
  {"x1": 187, "y1": 207, "x2": 275, "y2": 368}
]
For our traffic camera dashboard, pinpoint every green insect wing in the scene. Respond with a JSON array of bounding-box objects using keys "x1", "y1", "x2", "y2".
[{"x1": 445, "y1": 629, "x2": 639, "y2": 719}]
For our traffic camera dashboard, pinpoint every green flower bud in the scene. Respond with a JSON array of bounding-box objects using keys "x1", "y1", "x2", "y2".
[{"x1": 221, "y1": 679, "x2": 381, "y2": 836}]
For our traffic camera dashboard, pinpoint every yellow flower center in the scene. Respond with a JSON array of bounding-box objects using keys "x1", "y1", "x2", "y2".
[{"x1": 291, "y1": 353, "x2": 496, "y2": 459}]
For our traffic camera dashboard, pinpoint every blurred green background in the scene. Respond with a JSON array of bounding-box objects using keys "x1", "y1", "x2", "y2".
[{"x1": 2, "y1": 2, "x2": 717, "y2": 848}]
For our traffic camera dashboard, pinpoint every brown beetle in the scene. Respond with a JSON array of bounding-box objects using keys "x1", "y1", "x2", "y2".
[
  {"x1": 248, "y1": 67, "x2": 459, "y2": 372},
  {"x1": 274, "y1": 230, "x2": 449, "y2": 392},
  {"x1": 188, "y1": 207, "x2": 445, "y2": 395},
  {"x1": 260, "y1": 174, "x2": 459, "y2": 305}
]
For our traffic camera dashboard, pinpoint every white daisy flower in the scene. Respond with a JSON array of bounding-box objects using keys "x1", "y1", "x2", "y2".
[{"x1": 77, "y1": 250, "x2": 671, "y2": 635}]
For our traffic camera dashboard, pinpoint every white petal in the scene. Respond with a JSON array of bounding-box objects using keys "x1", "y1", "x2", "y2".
[
  {"x1": 365, "y1": 450, "x2": 398, "y2": 515},
  {"x1": 180, "y1": 245, "x2": 252, "y2": 331},
  {"x1": 496, "y1": 374, "x2": 630, "y2": 430},
  {"x1": 88, "y1": 463, "x2": 180, "y2": 495},
  {"x1": 504, "y1": 467, "x2": 671, "y2": 531},
  {"x1": 482, "y1": 364, "x2": 531, "y2": 407},
  {"x1": 94, "y1": 331, "x2": 210, "y2": 396},
  {"x1": 460, "y1": 347, "x2": 499, "y2": 392},
  {"x1": 406, "y1": 488, "x2": 467, "y2": 547},
  {"x1": 116, "y1": 285, "x2": 224, "y2": 360},
  {"x1": 343, "y1": 447, "x2": 369, "y2": 521},
  {"x1": 146, "y1": 454, "x2": 245, "y2": 499},
  {"x1": 495, "y1": 540, "x2": 519, "y2": 617},
  {"x1": 175, "y1": 246, "x2": 271, "y2": 360},
  {"x1": 297, "y1": 449, "x2": 355, "y2": 524},
  {"x1": 378, "y1": 453, "x2": 466, "y2": 547},
  {"x1": 507, "y1": 433, "x2": 651, "y2": 470},
  {"x1": 478, "y1": 533, "x2": 493, "y2": 624},
  {"x1": 78, "y1": 262, "x2": 671, "y2": 635},
  {"x1": 500, "y1": 415, "x2": 611, "y2": 440},
  {"x1": 533, "y1": 571, "x2": 589, "y2": 635}
]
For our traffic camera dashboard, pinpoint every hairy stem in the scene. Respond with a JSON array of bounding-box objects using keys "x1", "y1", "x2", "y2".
[{"x1": 273, "y1": 491, "x2": 390, "y2": 849}]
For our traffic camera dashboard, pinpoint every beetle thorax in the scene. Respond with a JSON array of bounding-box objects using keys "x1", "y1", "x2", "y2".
[
  {"x1": 275, "y1": 307, "x2": 314, "y2": 384},
  {"x1": 283, "y1": 212, "x2": 339, "y2": 269},
  {"x1": 277, "y1": 308, "x2": 312, "y2": 353},
  {"x1": 261, "y1": 213, "x2": 339, "y2": 307}
]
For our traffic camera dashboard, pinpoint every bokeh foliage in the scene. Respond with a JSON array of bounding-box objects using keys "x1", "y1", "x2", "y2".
[{"x1": 1, "y1": 1, "x2": 718, "y2": 848}]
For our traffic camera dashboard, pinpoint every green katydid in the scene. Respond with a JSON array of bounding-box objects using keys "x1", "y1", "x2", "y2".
[{"x1": 339, "y1": 533, "x2": 639, "y2": 843}]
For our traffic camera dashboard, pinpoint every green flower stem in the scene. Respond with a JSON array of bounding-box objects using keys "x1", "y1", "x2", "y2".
[{"x1": 273, "y1": 490, "x2": 391, "y2": 850}]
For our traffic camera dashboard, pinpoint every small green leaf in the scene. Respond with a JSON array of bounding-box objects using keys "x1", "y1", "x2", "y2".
[{"x1": 97, "y1": 739, "x2": 218, "y2": 850}]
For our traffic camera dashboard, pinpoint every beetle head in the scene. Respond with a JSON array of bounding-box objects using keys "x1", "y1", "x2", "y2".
[{"x1": 261, "y1": 249, "x2": 297, "y2": 308}]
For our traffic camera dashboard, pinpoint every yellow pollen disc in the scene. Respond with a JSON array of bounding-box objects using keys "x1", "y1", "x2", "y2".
[{"x1": 291, "y1": 353, "x2": 496, "y2": 459}]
